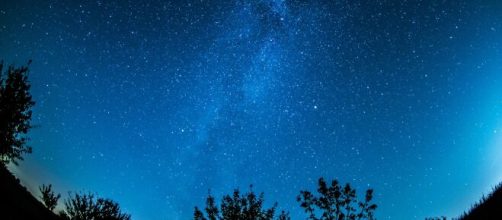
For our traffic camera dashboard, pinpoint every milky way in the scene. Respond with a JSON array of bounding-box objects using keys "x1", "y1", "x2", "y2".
[{"x1": 1, "y1": 1, "x2": 502, "y2": 219}]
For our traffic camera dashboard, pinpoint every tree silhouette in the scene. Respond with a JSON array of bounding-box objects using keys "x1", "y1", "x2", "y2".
[
  {"x1": 0, "y1": 60, "x2": 35, "y2": 165},
  {"x1": 194, "y1": 186, "x2": 290, "y2": 220},
  {"x1": 297, "y1": 178, "x2": 377, "y2": 220},
  {"x1": 60, "y1": 192, "x2": 130, "y2": 220},
  {"x1": 39, "y1": 184, "x2": 61, "y2": 211},
  {"x1": 425, "y1": 217, "x2": 447, "y2": 220}
]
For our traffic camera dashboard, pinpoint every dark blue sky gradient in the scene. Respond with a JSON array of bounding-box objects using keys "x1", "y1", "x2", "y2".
[{"x1": 1, "y1": 0, "x2": 502, "y2": 219}]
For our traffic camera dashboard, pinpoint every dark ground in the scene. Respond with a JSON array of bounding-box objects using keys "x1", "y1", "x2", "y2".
[
  {"x1": 0, "y1": 165, "x2": 60, "y2": 220},
  {"x1": 459, "y1": 182, "x2": 502, "y2": 220},
  {"x1": 1, "y1": 162, "x2": 502, "y2": 220}
]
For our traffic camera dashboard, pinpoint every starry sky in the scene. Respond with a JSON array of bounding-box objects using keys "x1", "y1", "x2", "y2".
[{"x1": 1, "y1": 0, "x2": 502, "y2": 219}]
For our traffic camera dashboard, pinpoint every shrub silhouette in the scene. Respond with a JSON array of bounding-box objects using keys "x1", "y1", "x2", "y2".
[
  {"x1": 194, "y1": 186, "x2": 290, "y2": 220},
  {"x1": 0, "y1": 60, "x2": 35, "y2": 165},
  {"x1": 39, "y1": 184, "x2": 61, "y2": 211},
  {"x1": 297, "y1": 177, "x2": 377, "y2": 220},
  {"x1": 60, "y1": 192, "x2": 130, "y2": 220}
]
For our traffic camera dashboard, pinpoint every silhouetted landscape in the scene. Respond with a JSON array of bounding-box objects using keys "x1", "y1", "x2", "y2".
[
  {"x1": 1, "y1": 60, "x2": 502, "y2": 220},
  {"x1": 0, "y1": 164, "x2": 60, "y2": 220},
  {"x1": 3, "y1": 160, "x2": 502, "y2": 219},
  {"x1": 458, "y1": 183, "x2": 502, "y2": 220},
  {"x1": 2, "y1": 0, "x2": 502, "y2": 219}
]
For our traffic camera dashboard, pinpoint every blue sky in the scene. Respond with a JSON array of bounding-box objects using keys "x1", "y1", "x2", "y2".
[{"x1": 1, "y1": 0, "x2": 502, "y2": 219}]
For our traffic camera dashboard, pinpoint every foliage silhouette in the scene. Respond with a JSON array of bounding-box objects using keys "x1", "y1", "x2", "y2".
[
  {"x1": 0, "y1": 60, "x2": 35, "y2": 165},
  {"x1": 297, "y1": 177, "x2": 377, "y2": 220},
  {"x1": 458, "y1": 182, "x2": 502, "y2": 220},
  {"x1": 39, "y1": 184, "x2": 61, "y2": 211},
  {"x1": 60, "y1": 192, "x2": 130, "y2": 220},
  {"x1": 0, "y1": 59, "x2": 128, "y2": 219},
  {"x1": 194, "y1": 186, "x2": 290, "y2": 220}
]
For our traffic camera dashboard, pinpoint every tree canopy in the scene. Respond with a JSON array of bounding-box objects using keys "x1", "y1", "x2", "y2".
[
  {"x1": 39, "y1": 184, "x2": 61, "y2": 211},
  {"x1": 297, "y1": 178, "x2": 377, "y2": 220},
  {"x1": 0, "y1": 61, "x2": 34, "y2": 165},
  {"x1": 194, "y1": 186, "x2": 290, "y2": 220},
  {"x1": 60, "y1": 192, "x2": 131, "y2": 220}
]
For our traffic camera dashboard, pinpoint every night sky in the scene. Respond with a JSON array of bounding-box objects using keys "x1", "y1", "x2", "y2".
[{"x1": 1, "y1": 0, "x2": 502, "y2": 219}]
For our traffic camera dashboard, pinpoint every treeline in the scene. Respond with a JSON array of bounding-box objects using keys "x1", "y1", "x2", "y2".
[
  {"x1": 0, "y1": 61, "x2": 379, "y2": 220},
  {"x1": 37, "y1": 177, "x2": 377, "y2": 220},
  {"x1": 0, "y1": 61, "x2": 378, "y2": 220},
  {"x1": 38, "y1": 184, "x2": 130, "y2": 219},
  {"x1": 3, "y1": 61, "x2": 501, "y2": 220},
  {"x1": 193, "y1": 178, "x2": 377, "y2": 220}
]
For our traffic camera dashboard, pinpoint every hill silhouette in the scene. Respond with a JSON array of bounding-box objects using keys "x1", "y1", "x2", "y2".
[
  {"x1": 459, "y1": 182, "x2": 502, "y2": 219},
  {"x1": 0, "y1": 165, "x2": 60, "y2": 220}
]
